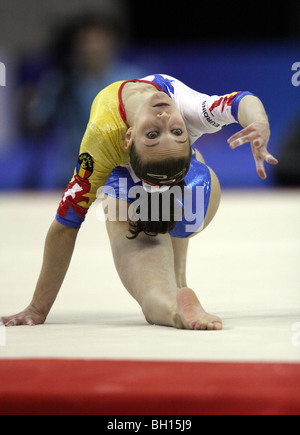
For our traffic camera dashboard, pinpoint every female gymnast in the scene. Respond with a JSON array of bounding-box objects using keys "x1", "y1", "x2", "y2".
[{"x1": 1, "y1": 74, "x2": 278, "y2": 330}]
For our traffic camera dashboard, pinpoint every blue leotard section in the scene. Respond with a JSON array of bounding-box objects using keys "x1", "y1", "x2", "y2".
[
  {"x1": 150, "y1": 74, "x2": 175, "y2": 98},
  {"x1": 103, "y1": 148, "x2": 212, "y2": 238}
]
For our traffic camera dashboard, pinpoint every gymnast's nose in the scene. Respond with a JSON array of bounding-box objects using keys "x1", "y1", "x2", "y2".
[{"x1": 157, "y1": 111, "x2": 170, "y2": 119}]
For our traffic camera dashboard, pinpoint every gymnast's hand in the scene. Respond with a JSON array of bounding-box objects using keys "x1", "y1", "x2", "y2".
[
  {"x1": 227, "y1": 121, "x2": 278, "y2": 179},
  {"x1": 1, "y1": 304, "x2": 46, "y2": 327}
]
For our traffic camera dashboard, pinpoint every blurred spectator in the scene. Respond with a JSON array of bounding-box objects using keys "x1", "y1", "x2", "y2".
[
  {"x1": 17, "y1": 12, "x2": 146, "y2": 189},
  {"x1": 275, "y1": 116, "x2": 300, "y2": 186}
]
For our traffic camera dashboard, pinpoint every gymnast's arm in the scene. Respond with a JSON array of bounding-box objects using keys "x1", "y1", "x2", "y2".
[
  {"x1": 1, "y1": 220, "x2": 79, "y2": 327},
  {"x1": 2, "y1": 120, "x2": 116, "y2": 327},
  {"x1": 2, "y1": 81, "x2": 121, "y2": 327},
  {"x1": 227, "y1": 95, "x2": 278, "y2": 179},
  {"x1": 171, "y1": 78, "x2": 278, "y2": 179}
]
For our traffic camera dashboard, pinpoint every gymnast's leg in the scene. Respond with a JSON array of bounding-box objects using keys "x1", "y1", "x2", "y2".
[
  {"x1": 170, "y1": 162, "x2": 222, "y2": 330},
  {"x1": 105, "y1": 204, "x2": 183, "y2": 328},
  {"x1": 103, "y1": 169, "x2": 222, "y2": 330}
]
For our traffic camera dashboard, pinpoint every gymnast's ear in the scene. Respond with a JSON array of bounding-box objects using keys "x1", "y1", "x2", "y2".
[{"x1": 124, "y1": 127, "x2": 134, "y2": 150}]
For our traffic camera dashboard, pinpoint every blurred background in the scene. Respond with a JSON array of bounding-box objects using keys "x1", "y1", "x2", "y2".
[{"x1": 0, "y1": 0, "x2": 299, "y2": 190}]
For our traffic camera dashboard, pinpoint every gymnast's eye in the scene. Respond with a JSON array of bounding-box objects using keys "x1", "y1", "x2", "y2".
[
  {"x1": 147, "y1": 131, "x2": 159, "y2": 139},
  {"x1": 172, "y1": 129, "x2": 183, "y2": 136}
]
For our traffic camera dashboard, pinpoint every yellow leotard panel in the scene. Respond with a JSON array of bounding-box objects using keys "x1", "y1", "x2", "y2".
[
  {"x1": 56, "y1": 81, "x2": 130, "y2": 228},
  {"x1": 77, "y1": 80, "x2": 130, "y2": 203}
]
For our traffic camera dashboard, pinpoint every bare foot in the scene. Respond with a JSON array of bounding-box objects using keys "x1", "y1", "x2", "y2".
[{"x1": 177, "y1": 287, "x2": 223, "y2": 331}]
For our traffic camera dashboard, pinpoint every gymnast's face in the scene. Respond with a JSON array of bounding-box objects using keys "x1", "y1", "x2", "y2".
[{"x1": 125, "y1": 93, "x2": 190, "y2": 160}]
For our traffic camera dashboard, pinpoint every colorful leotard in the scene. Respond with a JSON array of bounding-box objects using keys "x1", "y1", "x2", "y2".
[
  {"x1": 103, "y1": 147, "x2": 212, "y2": 238},
  {"x1": 55, "y1": 74, "x2": 254, "y2": 232}
]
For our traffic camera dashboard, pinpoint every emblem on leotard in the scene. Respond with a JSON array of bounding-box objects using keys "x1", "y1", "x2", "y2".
[{"x1": 77, "y1": 153, "x2": 94, "y2": 179}]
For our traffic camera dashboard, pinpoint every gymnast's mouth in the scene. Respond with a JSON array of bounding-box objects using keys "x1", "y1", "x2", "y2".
[{"x1": 153, "y1": 103, "x2": 170, "y2": 108}]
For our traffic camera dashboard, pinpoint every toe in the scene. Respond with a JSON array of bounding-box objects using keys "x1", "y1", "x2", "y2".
[{"x1": 214, "y1": 322, "x2": 223, "y2": 331}]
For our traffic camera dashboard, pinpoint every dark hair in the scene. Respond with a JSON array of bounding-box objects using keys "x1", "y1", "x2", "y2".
[
  {"x1": 127, "y1": 141, "x2": 192, "y2": 239},
  {"x1": 127, "y1": 180, "x2": 186, "y2": 239}
]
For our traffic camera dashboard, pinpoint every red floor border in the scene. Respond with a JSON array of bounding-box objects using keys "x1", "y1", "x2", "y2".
[{"x1": 0, "y1": 359, "x2": 299, "y2": 415}]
